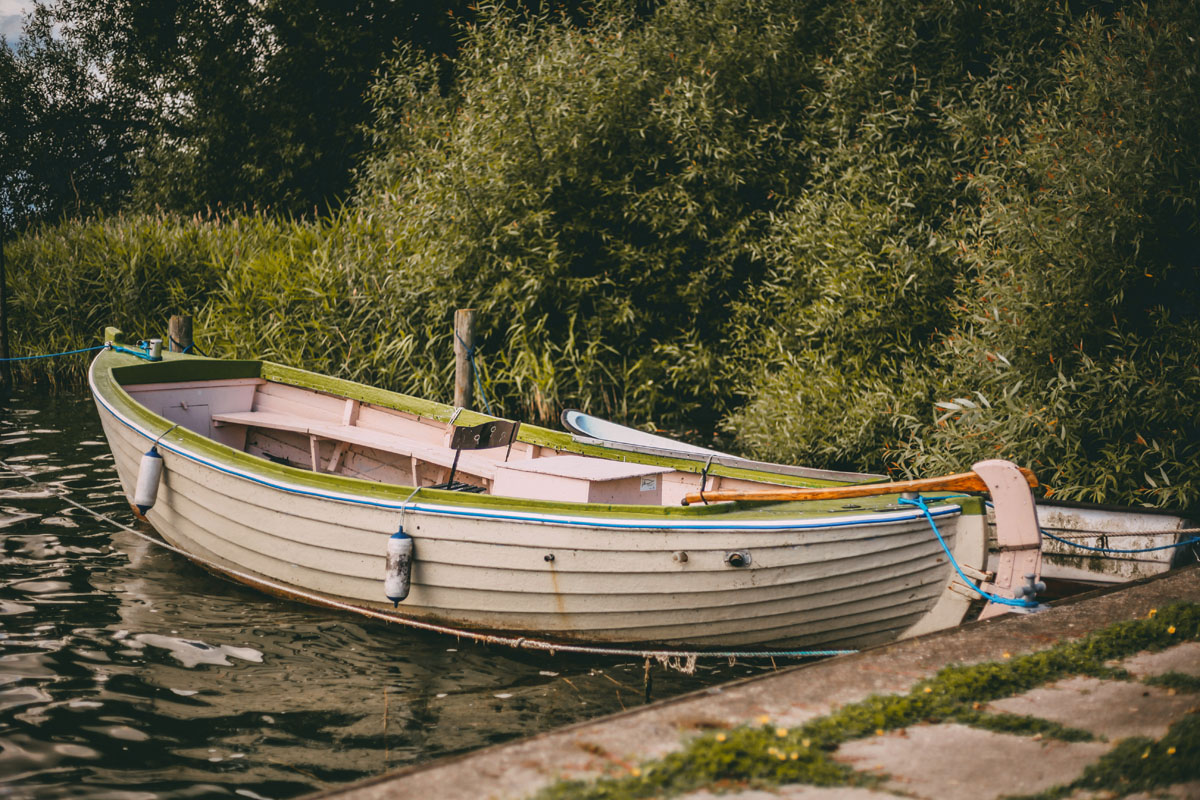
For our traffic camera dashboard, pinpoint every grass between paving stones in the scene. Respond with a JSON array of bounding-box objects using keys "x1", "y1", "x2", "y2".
[
  {"x1": 1144, "y1": 672, "x2": 1200, "y2": 694},
  {"x1": 949, "y1": 709, "x2": 1095, "y2": 742},
  {"x1": 535, "y1": 603, "x2": 1200, "y2": 800},
  {"x1": 1009, "y1": 713, "x2": 1200, "y2": 799}
]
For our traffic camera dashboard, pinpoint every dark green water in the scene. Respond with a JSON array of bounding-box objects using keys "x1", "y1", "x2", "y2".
[{"x1": 0, "y1": 390, "x2": 766, "y2": 799}]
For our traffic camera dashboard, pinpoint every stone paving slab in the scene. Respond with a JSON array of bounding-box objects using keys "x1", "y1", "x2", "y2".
[
  {"x1": 310, "y1": 566, "x2": 1199, "y2": 800},
  {"x1": 834, "y1": 723, "x2": 1111, "y2": 799},
  {"x1": 1068, "y1": 782, "x2": 1200, "y2": 800},
  {"x1": 988, "y1": 675, "x2": 1197, "y2": 741},
  {"x1": 1124, "y1": 782, "x2": 1200, "y2": 799},
  {"x1": 1122, "y1": 641, "x2": 1200, "y2": 678}
]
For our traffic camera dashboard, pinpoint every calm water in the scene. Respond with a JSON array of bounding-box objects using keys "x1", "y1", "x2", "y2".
[{"x1": 0, "y1": 390, "x2": 767, "y2": 799}]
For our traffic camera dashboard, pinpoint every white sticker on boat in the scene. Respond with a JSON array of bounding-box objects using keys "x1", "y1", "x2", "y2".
[{"x1": 640, "y1": 476, "x2": 657, "y2": 492}]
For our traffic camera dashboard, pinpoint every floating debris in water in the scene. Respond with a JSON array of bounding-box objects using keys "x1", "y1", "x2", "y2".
[
  {"x1": 235, "y1": 790, "x2": 272, "y2": 800},
  {"x1": 126, "y1": 634, "x2": 264, "y2": 668}
]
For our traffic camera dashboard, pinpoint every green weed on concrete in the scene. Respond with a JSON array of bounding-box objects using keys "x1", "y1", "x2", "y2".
[
  {"x1": 536, "y1": 603, "x2": 1200, "y2": 800},
  {"x1": 1012, "y1": 713, "x2": 1200, "y2": 799},
  {"x1": 1144, "y1": 672, "x2": 1200, "y2": 695}
]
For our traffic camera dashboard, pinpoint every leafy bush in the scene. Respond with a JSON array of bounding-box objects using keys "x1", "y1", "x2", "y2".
[
  {"x1": 5, "y1": 0, "x2": 1197, "y2": 510},
  {"x1": 729, "y1": 0, "x2": 1200, "y2": 507},
  {"x1": 891, "y1": 2, "x2": 1200, "y2": 506},
  {"x1": 357, "y1": 0, "x2": 836, "y2": 427},
  {"x1": 726, "y1": 0, "x2": 1071, "y2": 468}
]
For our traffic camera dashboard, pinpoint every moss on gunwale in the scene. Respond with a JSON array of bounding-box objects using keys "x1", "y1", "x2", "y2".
[{"x1": 536, "y1": 603, "x2": 1200, "y2": 800}]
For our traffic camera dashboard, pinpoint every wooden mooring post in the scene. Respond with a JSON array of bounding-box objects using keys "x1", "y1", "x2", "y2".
[
  {"x1": 168, "y1": 315, "x2": 193, "y2": 353},
  {"x1": 453, "y1": 309, "x2": 476, "y2": 409}
]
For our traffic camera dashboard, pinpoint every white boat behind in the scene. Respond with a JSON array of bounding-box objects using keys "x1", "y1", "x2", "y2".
[{"x1": 561, "y1": 409, "x2": 1197, "y2": 589}]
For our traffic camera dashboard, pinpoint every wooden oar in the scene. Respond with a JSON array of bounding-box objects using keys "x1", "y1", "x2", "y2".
[{"x1": 681, "y1": 467, "x2": 1038, "y2": 505}]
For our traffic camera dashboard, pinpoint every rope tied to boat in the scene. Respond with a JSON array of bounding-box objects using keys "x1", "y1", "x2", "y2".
[
  {"x1": 1039, "y1": 527, "x2": 1200, "y2": 554},
  {"x1": 0, "y1": 338, "x2": 214, "y2": 365},
  {"x1": 396, "y1": 484, "x2": 422, "y2": 529},
  {"x1": 899, "y1": 495, "x2": 1039, "y2": 609},
  {"x1": 0, "y1": 344, "x2": 107, "y2": 362},
  {"x1": 0, "y1": 457, "x2": 857, "y2": 673},
  {"x1": 168, "y1": 335, "x2": 208, "y2": 357}
]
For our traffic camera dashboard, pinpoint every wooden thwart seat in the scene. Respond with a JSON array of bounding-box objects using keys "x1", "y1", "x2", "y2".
[{"x1": 211, "y1": 410, "x2": 500, "y2": 481}]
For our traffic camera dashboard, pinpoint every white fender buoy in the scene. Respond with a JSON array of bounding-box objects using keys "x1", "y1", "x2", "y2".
[
  {"x1": 385, "y1": 527, "x2": 414, "y2": 606},
  {"x1": 133, "y1": 446, "x2": 164, "y2": 514}
]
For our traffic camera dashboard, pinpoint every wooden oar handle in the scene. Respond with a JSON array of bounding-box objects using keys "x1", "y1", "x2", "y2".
[{"x1": 682, "y1": 467, "x2": 1037, "y2": 505}]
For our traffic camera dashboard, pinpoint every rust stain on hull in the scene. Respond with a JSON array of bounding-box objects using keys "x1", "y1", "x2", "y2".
[{"x1": 546, "y1": 559, "x2": 570, "y2": 619}]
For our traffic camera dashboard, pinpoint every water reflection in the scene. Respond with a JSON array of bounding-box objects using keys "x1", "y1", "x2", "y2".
[{"x1": 0, "y1": 391, "x2": 768, "y2": 799}]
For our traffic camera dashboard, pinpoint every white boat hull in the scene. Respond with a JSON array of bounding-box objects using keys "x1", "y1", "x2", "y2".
[
  {"x1": 94, "y1": 388, "x2": 986, "y2": 650},
  {"x1": 1022, "y1": 503, "x2": 1193, "y2": 584}
]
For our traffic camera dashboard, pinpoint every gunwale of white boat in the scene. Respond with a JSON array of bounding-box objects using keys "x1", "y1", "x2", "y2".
[{"x1": 89, "y1": 340, "x2": 991, "y2": 648}]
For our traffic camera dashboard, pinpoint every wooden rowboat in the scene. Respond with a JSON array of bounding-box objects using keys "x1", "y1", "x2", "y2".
[{"x1": 90, "y1": 328, "x2": 1043, "y2": 651}]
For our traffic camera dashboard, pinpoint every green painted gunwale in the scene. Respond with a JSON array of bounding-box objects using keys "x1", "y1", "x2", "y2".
[{"x1": 93, "y1": 328, "x2": 980, "y2": 521}]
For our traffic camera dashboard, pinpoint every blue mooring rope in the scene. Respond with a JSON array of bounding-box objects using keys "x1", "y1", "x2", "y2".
[
  {"x1": 169, "y1": 336, "x2": 208, "y2": 357},
  {"x1": 1, "y1": 342, "x2": 165, "y2": 364},
  {"x1": 899, "y1": 495, "x2": 1038, "y2": 609},
  {"x1": 454, "y1": 331, "x2": 493, "y2": 415},
  {"x1": 0, "y1": 345, "x2": 107, "y2": 362},
  {"x1": 108, "y1": 343, "x2": 159, "y2": 361}
]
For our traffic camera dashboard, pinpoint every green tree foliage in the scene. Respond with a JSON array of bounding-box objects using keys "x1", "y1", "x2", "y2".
[
  {"x1": 728, "y1": 0, "x2": 1072, "y2": 466},
  {"x1": 0, "y1": 6, "x2": 137, "y2": 228},
  {"x1": 358, "y1": 0, "x2": 835, "y2": 428},
  {"x1": 890, "y1": 3, "x2": 1200, "y2": 505},
  {"x1": 732, "y1": 0, "x2": 1200, "y2": 506},
  {"x1": 44, "y1": 0, "x2": 469, "y2": 215}
]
